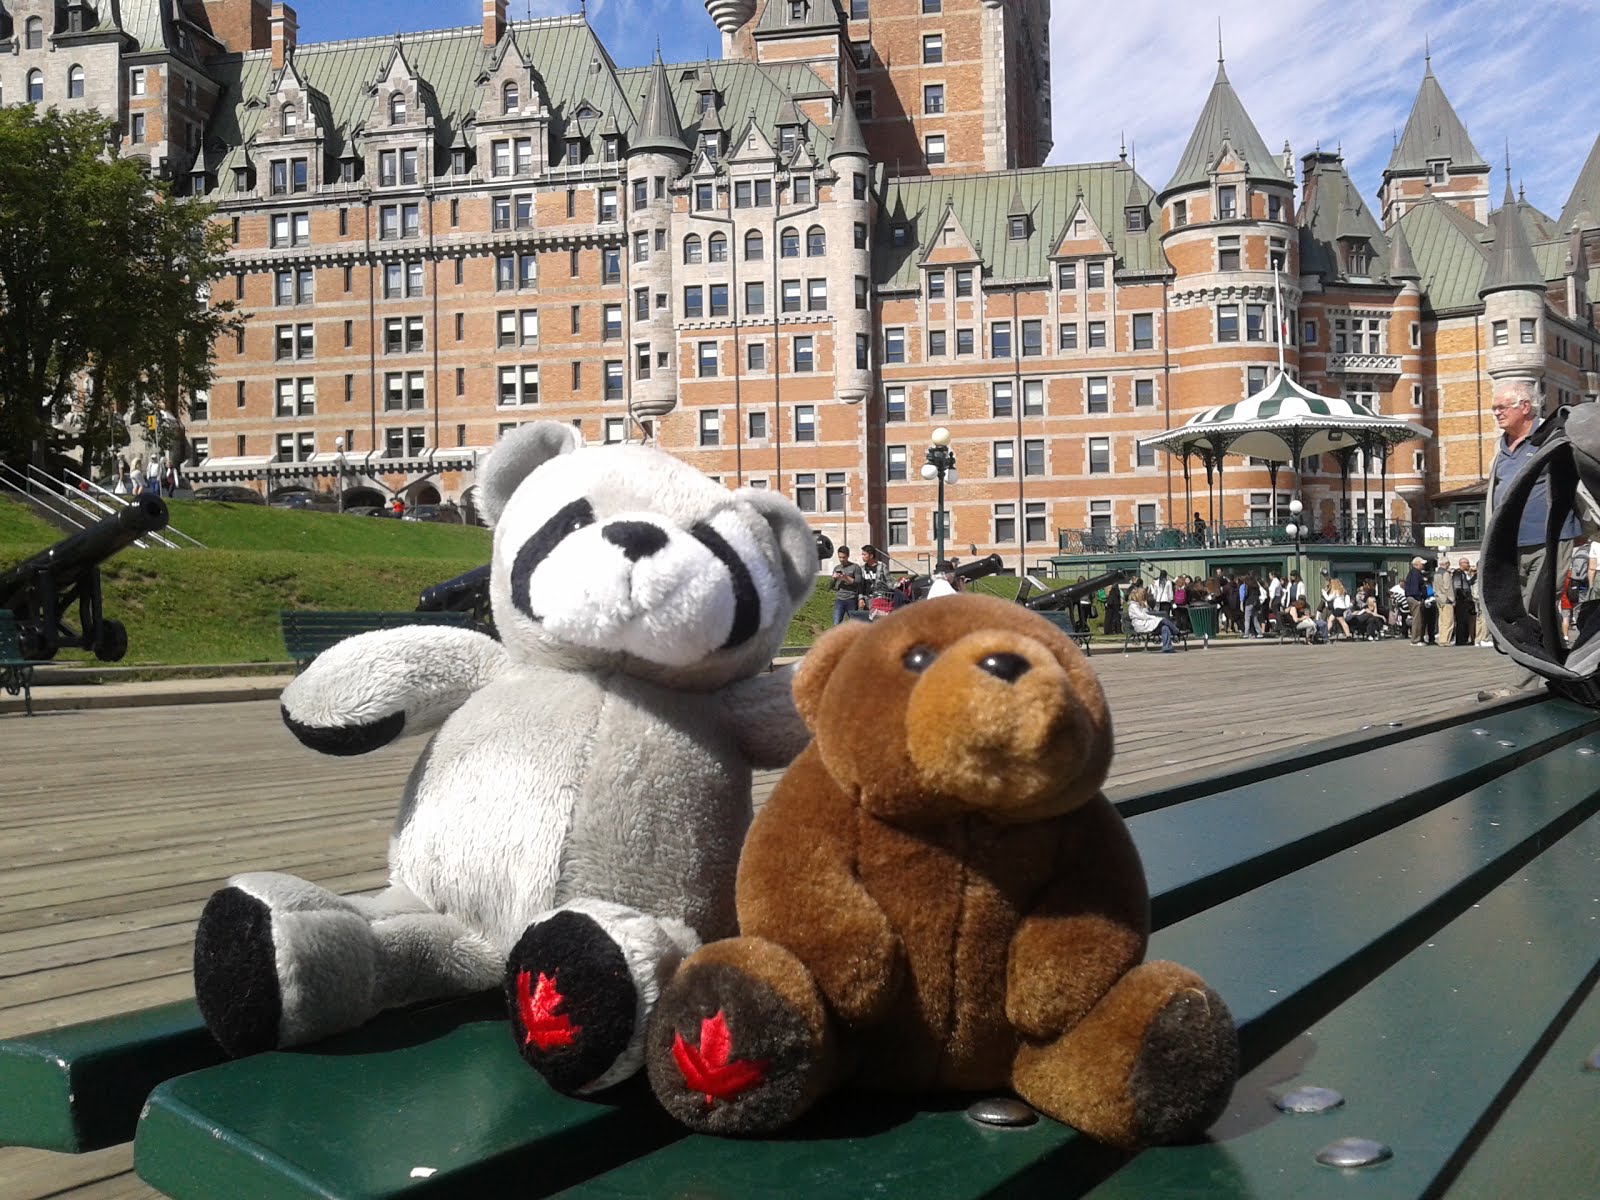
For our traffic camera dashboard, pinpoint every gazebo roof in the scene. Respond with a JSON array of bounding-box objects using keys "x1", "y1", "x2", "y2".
[{"x1": 1141, "y1": 371, "x2": 1431, "y2": 462}]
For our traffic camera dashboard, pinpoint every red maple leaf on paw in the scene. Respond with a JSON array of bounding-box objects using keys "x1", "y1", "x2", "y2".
[
  {"x1": 516, "y1": 969, "x2": 582, "y2": 1051},
  {"x1": 671, "y1": 1010, "x2": 768, "y2": 1106}
]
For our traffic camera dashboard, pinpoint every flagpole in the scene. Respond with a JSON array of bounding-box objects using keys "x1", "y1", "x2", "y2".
[{"x1": 1275, "y1": 266, "x2": 1287, "y2": 378}]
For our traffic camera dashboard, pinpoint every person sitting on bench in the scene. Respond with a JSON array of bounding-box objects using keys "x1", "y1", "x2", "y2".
[
  {"x1": 1348, "y1": 592, "x2": 1383, "y2": 640},
  {"x1": 1127, "y1": 585, "x2": 1182, "y2": 653},
  {"x1": 1287, "y1": 597, "x2": 1323, "y2": 642}
]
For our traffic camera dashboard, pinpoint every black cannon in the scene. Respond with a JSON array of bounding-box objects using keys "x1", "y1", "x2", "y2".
[
  {"x1": 1016, "y1": 568, "x2": 1128, "y2": 614},
  {"x1": 417, "y1": 564, "x2": 494, "y2": 635},
  {"x1": 899, "y1": 552, "x2": 1008, "y2": 603},
  {"x1": 0, "y1": 494, "x2": 168, "y2": 662}
]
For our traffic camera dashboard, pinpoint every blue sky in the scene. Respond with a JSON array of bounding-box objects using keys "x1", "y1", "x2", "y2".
[{"x1": 303, "y1": 0, "x2": 1599, "y2": 224}]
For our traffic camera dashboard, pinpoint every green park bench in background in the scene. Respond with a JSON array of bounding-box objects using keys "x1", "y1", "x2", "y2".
[
  {"x1": 1034, "y1": 610, "x2": 1093, "y2": 656},
  {"x1": 3, "y1": 693, "x2": 1599, "y2": 1196},
  {"x1": 280, "y1": 609, "x2": 474, "y2": 668}
]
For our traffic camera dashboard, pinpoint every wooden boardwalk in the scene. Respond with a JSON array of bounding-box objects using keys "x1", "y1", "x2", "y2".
[{"x1": 0, "y1": 641, "x2": 1524, "y2": 1200}]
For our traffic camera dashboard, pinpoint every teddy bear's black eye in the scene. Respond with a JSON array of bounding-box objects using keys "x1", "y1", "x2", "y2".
[{"x1": 902, "y1": 644, "x2": 938, "y2": 673}]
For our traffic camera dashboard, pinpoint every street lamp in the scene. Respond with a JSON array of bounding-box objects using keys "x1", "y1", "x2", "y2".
[
  {"x1": 334, "y1": 436, "x2": 348, "y2": 513},
  {"x1": 1285, "y1": 497, "x2": 1304, "y2": 595},
  {"x1": 921, "y1": 426, "x2": 956, "y2": 568}
]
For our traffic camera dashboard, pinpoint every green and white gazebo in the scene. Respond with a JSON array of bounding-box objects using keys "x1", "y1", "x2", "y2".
[{"x1": 1140, "y1": 370, "x2": 1432, "y2": 539}]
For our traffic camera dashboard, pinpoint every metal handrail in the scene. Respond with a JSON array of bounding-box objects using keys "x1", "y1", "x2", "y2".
[
  {"x1": 1056, "y1": 521, "x2": 1433, "y2": 555},
  {"x1": 58, "y1": 466, "x2": 204, "y2": 549}
]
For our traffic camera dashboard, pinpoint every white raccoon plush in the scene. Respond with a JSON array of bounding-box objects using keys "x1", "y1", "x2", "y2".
[{"x1": 193, "y1": 422, "x2": 817, "y2": 1095}]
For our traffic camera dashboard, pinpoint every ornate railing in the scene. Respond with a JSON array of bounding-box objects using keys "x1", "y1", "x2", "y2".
[
  {"x1": 1056, "y1": 521, "x2": 1432, "y2": 555},
  {"x1": 1325, "y1": 352, "x2": 1402, "y2": 375}
]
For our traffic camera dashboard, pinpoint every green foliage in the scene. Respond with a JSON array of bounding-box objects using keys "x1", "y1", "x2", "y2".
[
  {"x1": 0, "y1": 107, "x2": 241, "y2": 471},
  {"x1": 164, "y1": 500, "x2": 492, "y2": 558}
]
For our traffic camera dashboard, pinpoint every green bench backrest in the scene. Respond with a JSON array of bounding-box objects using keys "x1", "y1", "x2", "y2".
[
  {"x1": 0, "y1": 611, "x2": 24, "y2": 662},
  {"x1": 280, "y1": 610, "x2": 474, "y2": 662}
]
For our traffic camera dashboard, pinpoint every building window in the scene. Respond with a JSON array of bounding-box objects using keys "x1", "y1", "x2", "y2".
[
  {"x1": 954, "y1": 268, "x2": 973, "y2": 297},
  {"x1": 1059, "y1": 323, "x2": 1078, "y2": 350},
  {"x1": 1217, "y1": 236, "x2": 1241, "y2": 271},
  {"x1": 991, "y1": 322, "x2": 1012, "y2": 358},
  {"x1": 1087, "y1": 320, "x2": 1106, "y2": 349},
  {"x1": 698, "y1": 411, "x2": 720, "y2": 446},
  {"x1": 389, "y1": 92, "x2": 407, "y2": 124},
  {"x1": 993, "y1": 441, "x2": 1015, "y2": 478},
  {"x1": 1021, "y1": 320, "x2": 1042, "y2": 357},
  {"x1": 923, "y1": 84, "x2": 944, "y2": 114},
  {"x1": 805, "y1": 226, "x2": 826, "y2": 257},
  {"x1": 1491, "y1": 320, "x2": 1508, "y2": 347},
  {"x1": 1173, "y1": 199, "x2": 1187, "y2": 227},
  {"x1": 604, "y1": 360, "x2": 623, "y2": 400},
  {"x1": 1218, "y1": 304, "x2": 1240, "y2": 342},
  {"x1": 956, "y1": 328, "x2": 974, "y2": 355},
  {"x1": 992, "y1": 381, "x2": 1013, "y2": 417},
  {"x1": 1134, "y1": 378, "x2": 1155, "y2": 408},
  {"x1": 745, "y1": 410, "x2": 768, "y2": 441},
  {"x1": 795, "y1": 405, "x2": 816, "y2": 443},
  {"x1": 780, "y1": 227, "x2": 800, "y2": 258},
  {"x1": 695, "y1": 183, "x2": 715, "y2": 211},
  {"x1": 1132, "y1": 312, "x2": 1154, "y2": 350},
  {"x1": 603, "y1": 303, "x2": 622, "y2": 339},
  {"x1": 744, "y1": 281, "x2": 765, "y2": 316},
  {"x1": 1024, "y1": 501, "x2": 1046, "y2": 543},
  {"x1": 129, "y1": 111, "x2": 144, "y2": 142},
  {"x1": 25, "y1": 15, "x2": 44, "y2": 48},
  {"x1": 683, "y1": 286, "x2": 704, "y2": 318},
  {"x1": 886, "y1": 445, "x2": 908, "y2": 481},
  {"x1": 698, "y1": 341, "x2": 719, "y2": 378},
  {"x1": 745, "y1": 229, "x2": 765, "y2": 260},
  {"x1": 825, "y1": 472, "x2": 846, "y2": 514},
  {"x1": 1057, "y1": 262, "x2": 1077, "y2": 289},
  {"x1": 129, "y1": 67, "x2": 146, "y2": 96},
  {"x1": 497, "y1": 364, "x2": 540, "y2": 405},
  {"x1": 747, "y1": 341, "x2": 766, "y2": 371},
  {"x1": 1217, "y1": 185, "x2": 1236, "y2": 219},
  {"x1": 67, "y1": 65, "x2": 86, "y2": 100},
  {"x1": 793, "y1": 336, "x2": 814, "y2": 372},
  {"x1": 888, "y1": 507, "x2": 908, "y2": 546},
  {"x1": 1087, "y1": 376, "x2": 1109, "y2": 413},
  {"x1": 886, "y1": 387, "x2": 906, "y2": 423},
  {"x1": 1023, "y1": 439, "x2": 1045, "y2": 477},
  {"x1": 854, "y1": 88, "x2": 873, "y2": 119},
  {"x1": 382, "y1": 371, "x2": 425, "y2": 411},
  {"x1": 1125, "y1": 206, "x2": 1147, "y2": 232},
  {"x1": 884, "y1": 328, "x2": 906, "y2": 363},
  {"x1": 1088, "y1": 437, "x2": 1111, "y2": 474},
  {"x1": 1247, "y1": 365, "x2": 1268, "y2": 394},
  {"x1": 925, "y1": 134, "x2": 946, "y2": 165},
  {"x1": 1086, "y1": 261, "x2": 1105, "y2": 288},
  {"x1": 1520, "y1": 318, "x2": 1537, "y2": 344},
  {"x1": 1137, "y1": 440, "x2": 1156, "y2": 468},
  {"x1": 1302, "y1": 319, "x2": 1317, "y2": 345},
  {"x1": 1246, "y1": 304, "x2": 1267, "y2": 341},
  {"x1": 795, "y1": 473, "x2": 817, "y2": 512},
  {"x1": 708, "y1": 232, "x2": 728, "y2": 263},
  {"x1": 856, "y1": 334, "x2": 870, "y2": 370},
  {"x1": 929, "y1": 388, "x2": 949, "y2": 416},
  {"x1": 1023, "y1": 379, "x2": 1044, "y2": 415},
  {"x1": 806, "y1": 278, "x2": 827, "y2": 311},
  {"x1": 928, "y1": 329, "x2": 947, "y2": 357},
  {"x1": 922, "y1": 33, "x2": 943, "y2": 63}
]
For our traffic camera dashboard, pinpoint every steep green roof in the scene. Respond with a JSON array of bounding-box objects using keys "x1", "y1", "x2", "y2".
[
  {"x1": 1161, "y1": 61, "x2": 1281, "y2": 198},
  {"x1": 1298, "y1": 153, "x2": 1389, "y2": 283},
  {"x1": 629, "y1": 52, "x2": 689, "y2": 157},
  {"x1": 1558, "y1": 132, "x2": 1600, "y2": 232},
  {"x1": 755, "y1": 0, "x2": 844, "y2": 35},
  {"x1": 1387, "y1": 217, "x2": 1421, "y2": 282},
  {"x1": 615, "y1": 59, "x2": 831, "y2": 161},
  {"x1": 1387, "y1": 64, "x2": 1487, "y2": 174},
  {"x1": 1396, "y1": 198, "x2": 1488, "y2": 313},
  {"x1": 828, "y1": 92, "x2": 868, "y2": 160},
  {"x1": 1481, "y1": 185, "x2": 1546, "y2": 297},
  {"x1": 878, "y1": 163, "x2": 1164, "y2": 289}
]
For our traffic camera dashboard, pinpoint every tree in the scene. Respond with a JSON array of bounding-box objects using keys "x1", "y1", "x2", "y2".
[{"x1": 0, "y1": 106, "x2": 242, "y2": 472}]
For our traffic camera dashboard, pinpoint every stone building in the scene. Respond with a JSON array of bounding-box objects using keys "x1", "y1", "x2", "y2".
[{"x1": 1, "y1": 0, "x2": 1594, "y2": 566}]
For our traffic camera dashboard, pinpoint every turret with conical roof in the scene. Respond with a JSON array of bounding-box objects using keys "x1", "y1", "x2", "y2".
[
  {"x1": 1159, "y1": 59, "x2": 1283, "y2": 202},
  {"x1": 1558, "y1": 132, "x2": 1600, "y2": 234},
  {"x1": 1379, "y1": 54, "x2": 1490, "y2": 225},
  {"x1": 827, "y1": 91, "x2": 868, "y2": 162},
  {"x1": 626, "y1": 52, "x2": 690, "y2": 430},
  {"x1": 1387, "y1": 217, "x2": 1421, "y2": 284},
  {"x1": 1481, "y1": 176, "x2": 1550, "y2": 394}
]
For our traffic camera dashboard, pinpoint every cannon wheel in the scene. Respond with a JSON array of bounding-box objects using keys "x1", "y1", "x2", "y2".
[{"x1": 93, "y1": 619, "x2": 129, "y2": 663}]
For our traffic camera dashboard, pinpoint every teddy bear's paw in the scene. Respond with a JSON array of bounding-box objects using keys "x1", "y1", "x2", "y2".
[
  {"x1": 194, "y1": 886, "x2": 283, "y2": 1058},
  {"x1": 1127, "y1": 980, "x2": 1239, "y2": 1147},
  {"x1": 505, "y1": 910, "x2": 638, "y2": 1095},
  {"x1": 646, "y1": 943, "x2": 828, "y2": 1136}
]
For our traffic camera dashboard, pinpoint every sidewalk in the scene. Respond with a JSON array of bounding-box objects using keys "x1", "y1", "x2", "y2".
[{"x1": 0, "y1": 673, "x2": 295, "y2": 715}]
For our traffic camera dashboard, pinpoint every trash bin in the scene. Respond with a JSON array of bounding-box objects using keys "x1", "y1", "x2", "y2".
[{"x1": 1186, "y1": 602, "x2": 1217, "y2": 645}]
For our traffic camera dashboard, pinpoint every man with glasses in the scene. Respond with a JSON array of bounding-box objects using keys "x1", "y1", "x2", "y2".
[{"x1": 1479, "y1": 380, "x2": 1581, "y2": 696}]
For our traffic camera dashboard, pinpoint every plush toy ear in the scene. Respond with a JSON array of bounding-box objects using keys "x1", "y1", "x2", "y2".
[
  {"x1": 479, "y1": 422, "x2": 582, "y2": 526},
  {"x1": 792, "y1": 619, "x2": 869, "y2": 732},
  {"x1": 735, "y1": 487, "x2": 818, "y2": 605}
]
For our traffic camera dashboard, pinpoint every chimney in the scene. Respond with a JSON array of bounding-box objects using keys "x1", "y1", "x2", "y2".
[
  {"x1": 270, "y1": 2, "x2": 297, "y2": 70},
  {"x1": 482, "y1": 0, "x2": 507, "y2": 48}
]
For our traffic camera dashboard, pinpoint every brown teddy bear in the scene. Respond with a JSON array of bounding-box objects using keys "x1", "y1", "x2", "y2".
[{"x1": 644, "y1": 593, "x2": 1237, "y2": 1149}]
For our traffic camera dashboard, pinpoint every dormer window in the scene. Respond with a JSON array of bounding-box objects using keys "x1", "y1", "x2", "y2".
[
  {"x1": 789, "y1": 0, "x2": 807, "y2": 18},
  {"x1": 281, "y1": 105, "x2": 297, "y2": 135},
  {"x1": 233, "y1": 166, "x2": 251, "y2": 191},
  {"x1": 779, "y1": 127, "x2": 797, "y2": 155},
  {"x1": 1217, "y1": 185, "x2": 1236, "y2": 219},
  {"x1": 891, "y1": 223, "x2": 910, "y2": 247},
  {"x1": 25, "y1": 17, "x2": 43, "y2": 49},
  {"x1": 390, "y1": 92, "x2": 407, "y2": 125},
  {"x1": 699, "y1": 91, "x2": 716, "y2": 115},
  {"x1": 502, "y1": 81, "x2": 518, "y2": 114},
  {"x1": 1173, "y1": 199, "x2": 1187, "y2": 227},
  {"x1": 451, "y1": 148, "x2": 467, "y2": 175},
  {"x1": 1429, "y1": 159, "x2": 1447, "y2": 184},
  {"x1": 1008, "y1": 215, "x2": 1030, "y2": 241},
  {"x1": 564, "y1": 136, "x2": 584, "y2": 165},
  {"x1": 602, "y1": 135, "x2": 620, "y2": 163},
  {"x1": 701, "y1": 133, "x2": 719, "y2": 163},
  {"x1": 1125, "y1": 206, "x2": 1147, "y2": 232}
]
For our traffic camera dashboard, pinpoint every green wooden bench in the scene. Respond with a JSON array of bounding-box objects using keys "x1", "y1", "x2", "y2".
[
  {"x1": 280, "y1": 609, "x2": 475, "y2": 668},
  {"x1": 1035, "y1": 610, "x2": 1093, "y2": 656},
  {"x1": 4, "y1": 693, "x2": 1599, "y2": 1197},
  {"x1": 0, "y1": 610, "x2": 45, "y2": 715}
]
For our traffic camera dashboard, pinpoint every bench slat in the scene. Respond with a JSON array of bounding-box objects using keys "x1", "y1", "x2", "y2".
[
  {"x1": 280, "y1": 611, "x2": 474, "y2": 665},
  {"x1": 134, "y1": 994, "x2": 684, "y2": 1200},
  {"x1": 1087, "y1": 811, "x2": 1600, "y2": 1198},
  {"x1": 0, "y1": 1001, "x2": 220, "y2": 1153}
]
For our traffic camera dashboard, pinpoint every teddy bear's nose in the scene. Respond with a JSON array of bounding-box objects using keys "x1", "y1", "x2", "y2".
[
  {"x1": 977, "y1": 652, "x2": 1031, "y2": 683},
  {"x1": 602, "y1": 520, "x2": 669, "y2": 561}
]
